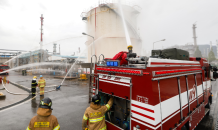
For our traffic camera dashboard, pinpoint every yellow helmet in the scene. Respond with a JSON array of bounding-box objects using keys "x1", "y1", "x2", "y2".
[
  {"x1": 33, "y1": 76, "x2": 37, "y2": 79},
  {"x1": 127, "y1": 45, "x2": 133, "y2": 50}
]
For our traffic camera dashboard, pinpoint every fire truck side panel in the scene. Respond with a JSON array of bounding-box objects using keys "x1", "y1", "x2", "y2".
[
  {"x1": 93, "y1": 57, "x2": 213, "y2": 130},
  {"x1": 187, "y1": 75, "x2": 198, "y2": 112},
  {"x1": 179, "y1": 76, "x2": 189, "y2": 118},
  {"x1": 98, "y1": 74, "x2": 131, "y2": 99},
  {"x1": 158, "y1": 77, "x2": 181, "y2": 130},
  {"x1": 187, "y1": 100, "x2": 206, "y2": 130},
  {"x1": 105, "y1": 121, "x2": 123, "y2": 130},
  {"x1": 131, "y1": 120, "x2": 161, "y2": 130},
  {"x1": 196, "y1": 73, "x2": 204, "y2": 104},
  {"x1": 131, "y1": 70, "x2": 159, "y2": 130}
]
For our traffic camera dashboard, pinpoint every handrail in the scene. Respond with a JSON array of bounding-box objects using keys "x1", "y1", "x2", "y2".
[
  {"x1": 99, "y1": 54, "x2": 105, "y2": 61},
  {"x1": 91, "y1": 55, "x2": 97, "y2": 74}
]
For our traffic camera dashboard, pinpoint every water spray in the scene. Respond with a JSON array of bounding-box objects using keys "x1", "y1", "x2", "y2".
[{"x1": 118, "y1": 0, "x2": 132, "y2": 46}]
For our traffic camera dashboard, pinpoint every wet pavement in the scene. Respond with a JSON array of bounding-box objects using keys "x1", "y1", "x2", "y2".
[
  {"x1": 195, "y1": 80, "x2": 218, "y2": 130},
  {"x1": 0, "y1": 83, "x2": 29, "y2": 108},
  {"x1": 0, "y1": 71, "x2": 89, "y2": 130},
  {"x1": 0, "y1": 71, "x2": 218, "y2": 130}
]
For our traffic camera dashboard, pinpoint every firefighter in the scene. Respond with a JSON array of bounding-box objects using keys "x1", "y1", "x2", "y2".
[
  {"x1": 31, "y1": 76, "x2": 38, "y2": 97},
  {"x1": 82, "y1": 94, "x2": 113, "y2": 130},
  {"x1": 38, "y1": 75, "x2": 46, "y2": 96},
  {"x1": 26, "y1": 97, "x2": 60, "y2": 130}
]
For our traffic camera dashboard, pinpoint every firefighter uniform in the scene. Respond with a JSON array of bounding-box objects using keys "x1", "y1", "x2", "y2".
[
  {"x1": 26, "y1": 97, "x2": 60, "y2": 130},
  {"x1": 31, "y1": 76, "x2": 38, "y2": 97},
  {"x1": 38, "y1": 75, "x2": 46, "y2": 96},
  {"x1": 82, "y1": 95, "x2": 113, "y2": 130}
]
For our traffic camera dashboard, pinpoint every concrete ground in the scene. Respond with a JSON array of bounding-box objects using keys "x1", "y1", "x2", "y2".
[
  {"x1": 0, "y1": 71, "x2": 217, "y2": 130},
  {"x1": 0, "y1": 71, "x2": 89, "y2": 130},
  {"x1": 0, "y1": 83, "x2": 29, "y2": 108}
]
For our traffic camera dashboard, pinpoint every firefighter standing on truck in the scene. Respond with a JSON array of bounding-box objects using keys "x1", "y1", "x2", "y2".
[
  {"x1": 26, "y1": 97, "x2": 60, "y2": 130},
  {"x1": 82, "y1": 94, "x2": 113, "y2": 130},
  {"x1": 38, "y1": 75, "x2": 46, "y2": 96},
  {"x1": 31, "y1": 76, "x2": 38, "y2": 97}
]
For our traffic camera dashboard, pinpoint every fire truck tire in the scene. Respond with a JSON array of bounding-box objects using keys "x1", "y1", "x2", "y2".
[
  {"x1": 181, "y1": 125, "x2": 188, "y2": 130},
  {"x1": 206, "y1": 102, "x2": 211, "y2": 116},
  {"x1": 209, "y1": 95, "x2": 212, "y2": 104}
]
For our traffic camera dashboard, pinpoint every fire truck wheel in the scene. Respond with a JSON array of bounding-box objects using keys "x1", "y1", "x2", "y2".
[
  {"x1": 206, "y1": 102, "x2": 211, "y2": 116},
  {"x1": 181, "y1": 125, "x2": 188, "y2": 130}
]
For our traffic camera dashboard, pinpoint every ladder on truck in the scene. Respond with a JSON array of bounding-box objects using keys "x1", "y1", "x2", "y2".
[
  {"x1": 89, "y1": 55, "x2": 98, "y2": 103},
  {"x1": 89, "y1": 73, "x2": 99, "y2": 103},
  {"x1": 89, "y1": 54, "x2": 104, "y2": 103}
]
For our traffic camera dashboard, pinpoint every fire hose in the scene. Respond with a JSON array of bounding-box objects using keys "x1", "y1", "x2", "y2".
[
  {"x1": 2, "y1": 80, "x2": 57, "y2": 95},
  {"x1": 2, "y1": 80, "x2": 30, "y2": 95}
]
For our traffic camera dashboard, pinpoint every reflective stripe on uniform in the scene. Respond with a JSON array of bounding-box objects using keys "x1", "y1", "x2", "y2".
[
  {"x1": 83, "y1": 115, "x2": 88, "y2": 120},
  {"x1": 26, "y1": 127, "x2": 31, "y2": 130},
  {"x1": 32, "y1": 87, "x2": 36, "y2": 88},
  {"x1": 106, "y1": 104, "x2": 110, "y2": 110},
  {"x1": 40, "y1": 91, "x2": 44, "y2": 92},
  {"x1": 32, "y1": 93, "x2": 35, "y2": 94},
  {"x1": 40, "y1": 85, "x2": 45, "y2": 87},
  {"x1": 89, "y1": 116, "x2": 105, "y2": 123},
  {"x1": 32, "y1": 83, "x2": 37, "y2": 84},
  {"x1": 38, "y1": 81, "x2": 45, "y2": 83},
  {"x1": 100, "y1": 125, "x2": 106, "y2": 130},
  {"x1": 53, "y1": 124, "x2": 60, "y2": 130}
]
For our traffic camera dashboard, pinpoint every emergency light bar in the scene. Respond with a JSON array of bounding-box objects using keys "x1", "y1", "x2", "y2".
[
  {"x1": 106, "y1": 60, "x2": 120, "y2": 67},
  {"x1": 154, "y1": 68, "x2": 202, "y2": 76},
  {"x1": 96, "y1": 67, "x2": 143, "y2": 75}
]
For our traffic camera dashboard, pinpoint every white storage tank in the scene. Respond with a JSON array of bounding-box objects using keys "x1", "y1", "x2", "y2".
[{"x1": 82, "y1": 1, "x2": 141, "y2": 61}]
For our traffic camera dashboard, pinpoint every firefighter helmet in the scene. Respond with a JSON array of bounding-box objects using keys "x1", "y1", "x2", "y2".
[
  {"x1": 39, "y1": 97, "x2": 53, "y2": 110},
  {"x1": 33, "y1": 76, "x2": 37, "y2": 79},
  {"x1": 40, "y1": 75, "x2": 43, "y2": 78},
  {"x1": 92, "y1": 94, "x2": 101, "y2": 104}
]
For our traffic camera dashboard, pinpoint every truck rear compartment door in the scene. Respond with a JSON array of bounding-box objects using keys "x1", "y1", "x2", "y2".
[{"x1": 98, "y1": 74, "x2": 131, "y2": 100}]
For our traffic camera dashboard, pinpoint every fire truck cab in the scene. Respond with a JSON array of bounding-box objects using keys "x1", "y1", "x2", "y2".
[
  {"x1": 0, "y1": 64, "x2": 9, "y2": 75},
  {"x1": 89, "y1": 47, "x2": 213, "y2": 130}
]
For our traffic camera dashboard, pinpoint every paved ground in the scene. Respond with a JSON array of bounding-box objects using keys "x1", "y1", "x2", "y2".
[
  {"x1": 0, "y1": 83, "x2": 29, "y2": 108},
  {"x1": 0, "y1": 71, "x2": 218, "y2": 130},
  {"x1": 0, "y1": 71, "x2": 89, "y2": 130}
]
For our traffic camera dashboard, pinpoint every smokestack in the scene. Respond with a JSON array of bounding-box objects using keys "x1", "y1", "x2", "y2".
[
  {"x1": 53, "y1": 43, "x2": 57, "y2": 54},
  {"x1": 59, "y1": 44, "x2": 60, "y2": 55},
  {"x1": 210, "y1": 41, "x2": 212, "y2": 50},
  {"x1": 192, "y1": 23, "x2": 197, "y2": 47},
  {"x1": 40, "y1": 14, "x2": 44, "y2": 62}
]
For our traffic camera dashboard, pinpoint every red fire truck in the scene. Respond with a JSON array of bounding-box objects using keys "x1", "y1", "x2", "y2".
[
  {"x1": 0, "y1": 64, "x2": 9, "y2": 75},
  {"x1": 89, "y1": 46, "x2": 214, "y2": 130}
]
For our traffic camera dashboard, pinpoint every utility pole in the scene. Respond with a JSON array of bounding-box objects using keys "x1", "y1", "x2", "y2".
[
  {"x1": 192, "y1": 23, "x2": 197, "y2": 47},
  {"x1": 40, "y1": 14, "x2": 44, "y2": 62}
]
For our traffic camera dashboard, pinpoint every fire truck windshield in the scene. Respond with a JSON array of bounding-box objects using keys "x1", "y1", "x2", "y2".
[{"x1": 0, "y1": 66, "x2": 9, "y2": 69}]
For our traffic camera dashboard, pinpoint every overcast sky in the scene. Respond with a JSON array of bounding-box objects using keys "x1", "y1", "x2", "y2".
[
  {"x1": 1, "y1": 0, "x2": 218, "y2": 55},
  {"x1": 137, "y1": 0, "x2": 218, "y2": 52}
]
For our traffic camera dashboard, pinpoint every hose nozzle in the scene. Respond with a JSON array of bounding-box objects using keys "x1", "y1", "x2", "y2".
[{"x1": 56, "y1": 85, "x2": 61, "y2": 90}]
